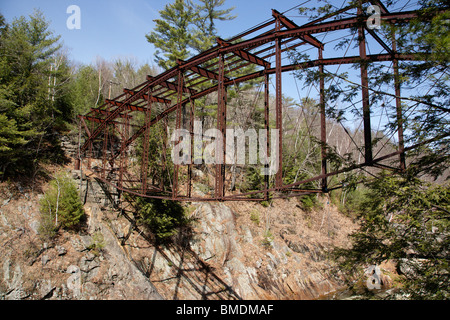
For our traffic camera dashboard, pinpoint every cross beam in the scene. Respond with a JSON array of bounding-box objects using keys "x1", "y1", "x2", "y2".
[
  {"x1": 217, "y1": 37, "x2": 270, "y2": 68},
  {"x1": 146, "y1": 75, "x2": 197, "y2": 95},
  {"x1": 272, "y1": 9, "x2": 324, "y2": 50},
  {"x1": 123, "y1": 89, "x2": 171, "y2": 104},
  {"x1": 177, "y1": 59, "x2": 229, "y2": 82}
]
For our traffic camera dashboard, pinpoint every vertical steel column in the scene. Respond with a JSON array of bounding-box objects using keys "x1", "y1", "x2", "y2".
[
  {"x1": 319, "y1": 48, "x2": 328, "y2": 192},
  {"x1": 75, "y1": 118, "x2": 82, "y2": 170},
  {"x1": 141, "y1": 89, "x2": 153, "y2": 194},
  {"x1": 215, "y1": 53, "x2": 227, "y2": 200},
  {"x1": 161, "y1": 113, "x2": 169, "y2": 191},
  {"x1": 358, "y1": 6, "x2": 373, "y2": 165},
  {"x1": 119, "y1": 115, "x2": 129, "y2": 193},
  {"x1": 392, "y1": 34, "x2": 406, "y2": 171},
  {"x1": 110, "y1": 123, "x2": 116, "y2": 179},
  {"x1": 275, "y1": 21, "x2": 283, "y2": 189},
  {"x1": 102, "y1": 124, "x2": 109, "y2": 179},
  {"x1": 173, "y1": 71, "x2": 184, "y2": 200},
  {"x1": 264, "y1": 72, "x2": 270, "y2": 200},
  {"x1": 188, "y1": 98, "x2": 195, "y2": 198},
  {"x1": 88, "y1": 121, "x2": 94, "y2": 170}
]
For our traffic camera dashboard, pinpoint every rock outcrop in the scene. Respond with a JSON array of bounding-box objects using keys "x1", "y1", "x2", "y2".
[
  {"x1": 0, "y1": 179, "x2": 162, "y2": 300},
  {"x1": 104, "y1": 191, "x2": 358, "y2": 300},
  {"x1": 1, "y1": 167, "x2": 358, "y2": 300}
]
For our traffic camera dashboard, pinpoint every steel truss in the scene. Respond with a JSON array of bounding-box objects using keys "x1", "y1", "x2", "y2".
[{"x1": 76, "y1": 1, "x2": 446, "y2": 202}]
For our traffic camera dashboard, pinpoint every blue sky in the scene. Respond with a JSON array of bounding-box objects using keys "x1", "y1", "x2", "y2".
[
  {"x1": 1, "y1": 0, "x2": 332, "y2": 102},
  {"x1": 0, "y1": 0, "x2": 412, "y2": 132},
  {"x1": 0, "y1": 0, "x2": 313, "y2": 66}
]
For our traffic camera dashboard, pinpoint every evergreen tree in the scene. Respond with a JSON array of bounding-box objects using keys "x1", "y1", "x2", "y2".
[
  {"x1": 0, "y1": 10, "x2": 72, "y2": 178},
  {"x1": 293, "y1": 1, "x2": 450, "y2": 299},
  {"x1": 190, "y1": 0, "x2": 236, "y2": 52},
  {"x1": 71, "y1": 65, "x2": 102, "y2": 117},
  {"x1": 334, "y1": 174, "x2": 449, "y2": 299},
  {"x1": 146, "y1": 0, "x2": 196, "y2": 70},
  {"x1": 146, "y1": 0, "x2": 236, "y2": 69},
  {"x1": 39, "y1": 172, "x2": 85, "y2": 237}
]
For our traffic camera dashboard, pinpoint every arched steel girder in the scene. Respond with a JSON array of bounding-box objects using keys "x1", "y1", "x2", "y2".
[{"x1": 76, "y1": 2, "x2": 447, "y2": 201}]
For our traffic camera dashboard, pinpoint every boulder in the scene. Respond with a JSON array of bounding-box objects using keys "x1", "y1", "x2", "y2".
[{"x1": 56, "y1": 246, "x2": 67, "y2": 256}]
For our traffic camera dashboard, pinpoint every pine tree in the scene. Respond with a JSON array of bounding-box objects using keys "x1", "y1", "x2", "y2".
[
  {"x1": 71, "y1": 65, "x2": 102, "y2": 117},
  {"x1": 39, "y1": 172, "x2": 85, "y2": 237},
  {"x1": 146, "y1": 0, "x2": 196, "y2": 70},
  {"x1": 0, "y1": 10, "x2": 72, "y2": 178},
  {"x1": 146, "y1": 0, "x2": 236, "y2": 69},
  {"x1": 190, "y1": 0, "x2": 236, "y2": 52}
]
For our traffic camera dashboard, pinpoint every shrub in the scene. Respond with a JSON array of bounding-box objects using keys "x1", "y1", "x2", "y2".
[
  {"x1": 87, "y1": 231, "x2": 105, "y2": 255},
  {"x1": 39, "y1": 172, "x2": 85, "y2": 237},
  {"x1": 135, "y1": 197, "x2": 188, "y2": 242},
  {"x1": 250, "y1": 210, "x2": 260, "y2": 225},
  {"x1": 261, "y1": 229, "x2": 274, "y2": 248},
  {"x1": 335, "y1": 186, "x2": 368, "y2": 216},
  {"x1": 298, "y1": 193, "x2": 321, "y2": 212},
  {"x1": 260, "y1": 200, "x2": 270, "y2": 208}
]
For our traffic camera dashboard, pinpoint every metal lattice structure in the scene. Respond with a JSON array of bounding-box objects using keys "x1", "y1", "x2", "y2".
[{"x1": 75, "y1": 1, "x2": 444, "y2": 202}]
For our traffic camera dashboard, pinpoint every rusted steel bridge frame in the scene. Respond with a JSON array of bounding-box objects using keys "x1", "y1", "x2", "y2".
[{"x1": 75, "y1": 1, "x2": 443, "y2": 202}]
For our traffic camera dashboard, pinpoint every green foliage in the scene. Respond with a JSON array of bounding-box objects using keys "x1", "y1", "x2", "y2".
[
  {"x1": 260, "y1": 200, "x2": 270, "y2": 208},
  {"x1": 294, "y1": 1, "x2": 450, "y2": 300},
  {"x1": 190, "y1": 0, "x2": 236, "y2": 52},
  {"x1": 298, "y1": 194, "x2": 319, "y2": 212},
  {"x1": 250, "y1": 210, "x2": 260, "y2": 225},
  {"x1": 261, "y1": 229, "x2": 274, "y2": 248},
  {"x1": 239, "y1": 165, "x2": 264, "y2": 195},
  {"x1": 0, "y1": 114, "x2": 28, "y2": 153},
  {"x1": 87, "y1": 231, "x2": 105, "y2": 255},
  {"x1": 282, "y1": 101, "x2": 321, "y2": 188},
  {"x1": 146, "y1": 0, "x2": 195, "y2": 70},
  {"x1": 331, "y1": 184, "x2": 369, "y2": 217},
  {"x1": 39, "y1": 172, "x2": 85, "y2": 238},
  {"x1": 146, "y1": 0, "x2": 236, "y2": 69},
  {"x1": 136, "y1": 121, "x2": 173, "y2": 189},
  {"x1": 71, "y1": 65, "x2": 102, "y2": 117},
  {"x1": 135, "y1": 197, "x2": 189, "y2": 242},
  {"x1": 334, "y1": 173, "x2": 450, "y2": 299},
  {"x1": 0, "y1": 10, "x2": 72, "y2": 179}
]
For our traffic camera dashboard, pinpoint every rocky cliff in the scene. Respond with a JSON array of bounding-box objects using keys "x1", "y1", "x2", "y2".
[
  {"x1": 0, "y1": 177, "x2": 162, "y2": 300},
  {"x1": 0, "y1": 168, "x2": 358, "y2": 300}
]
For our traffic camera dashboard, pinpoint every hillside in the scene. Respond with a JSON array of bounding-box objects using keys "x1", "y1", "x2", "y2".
[{"x1": 0, "y1": 160, "x2": 363, "y2": 300}]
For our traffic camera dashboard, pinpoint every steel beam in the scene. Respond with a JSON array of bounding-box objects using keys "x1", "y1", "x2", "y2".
[
  {"x1": 275, "y1": 21, "x2": 283, "y2": 189},
  {"x1": 178, "y1": 58, "x2": 229, "y2": 82},
  {"x1": 319, "y1": 48, "x2": 328, "y2": 192},
  {"x1": 77, "y1": 5, "x2": 441, "y2": 202},
  {"x1": 392, "y1": 32, "x2": 406, "y2": 171},
  {"x1": 217, "y1": 37, "x2": 270, "y2": 68},
  {"x1": 272, "y1": 9, "x2": 323, "y2": 50},
  {"x1": 80, "y1": 10, "x2": 423, "y2": 155},
  {"x1": 172, "y1": 72, "x2": 185, "y2": 199},
  {"x1": 109, "y1": 53, "x2": 418, "y2": 163},
  {"x1": 141, "y1": 88, "x2": 153, "y2": 194},
  {"x1": 122, "y1": 89, "x2": 171, "y2": 104},
  {"x1": 216, "y1": 11, "x2": 422, "y2": 54},
  {"x1": 358, "y1": 6, "x2": 373, "y2": 164},
  {"x1": 147, "y1": 75, "x2": 196, "y2": 95},
  {"x1": 215, "y1": 53, "x2": 227, "y2": 200},
  {"x1": 264, "y1": 71, "x2": 270, "y2": 200},
  {"x1": 365, "y1": 28, "x2": 394, "y2": 55}
]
